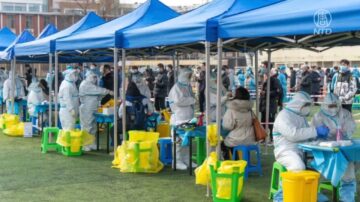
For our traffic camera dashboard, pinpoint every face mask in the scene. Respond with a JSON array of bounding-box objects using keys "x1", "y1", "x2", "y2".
[
  {"x1": 130, "y1": 69, "x2": 138, "y2": 73},
  {"x1": 340, "y1": 66, "x2": 348, "y2": 73},
  {"x1": 327, "y1": 107, "x2": 339, "y2": 116},
  {"x1": 300, "y1": 106, "x2": 311, "y2": 117}
]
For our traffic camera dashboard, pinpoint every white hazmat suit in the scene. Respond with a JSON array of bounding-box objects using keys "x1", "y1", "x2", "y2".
[
  {"x1": 273, "y1": 91, "x2": 317, "y2": 171},
  {"x1": 168, "y1": 67, "x2": 196, "y2": 170},
  {"x1": 80, "y1": 72, "x2": 111, "y2": 151},
  {"x1": 209, "y1": 72, "x2": 228, "y2": 123},
  {"x1": 0, "y1": 69, "x2": 8, "y2": 100},
  {"x1": 3, "y1": 72, "x2": 25, "y2": 114},
  {"x1": 312, "y1": 94, "x2": 357, "y2": 202},
  {"x1": 27, "y1": 81, "x2": 46, "y2": 117},
  {"x1": 59, "y1": 69, "x2": 79, "y2": 130}
]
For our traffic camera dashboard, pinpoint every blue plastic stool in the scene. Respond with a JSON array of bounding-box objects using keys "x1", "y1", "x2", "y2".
[
  {"x1": 158, "y1": 138, "x2": 172, "y2": 165},
  {"x1": 232, "y1": 144, "x2": 263, "y2": 179}
]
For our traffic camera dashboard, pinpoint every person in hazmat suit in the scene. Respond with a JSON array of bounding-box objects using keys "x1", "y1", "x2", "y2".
[
  {"x1": 59, "y1": 69, "x2": 79, "y2": 130},
  {"x1": 245, "y1": 67, "x2": 256, "y2": 92},
  {"x1": 27, "y1": 80, "x2": 48, "y2": 118},
  {"x1": 278, "y1": 65, "x2": 288, "y2": 103},
  {"x1": 80, "y1": 71, "x2": 113, "y2": 151},
  {"x1": 237, "y1": 68, "x2": 246, "y2": 87},
  {"x1": 272, "y1": 91, "x2": 330, "y2": 202},
  {"x1": 3, "y1": 71, "x2": 25, "y2": 114},
  {"x1": 168, "y1": 67, "x2": 196, "y2": 170},
  {"x1": 312, "y1": 93, "x2": 357, "y2": 202}
]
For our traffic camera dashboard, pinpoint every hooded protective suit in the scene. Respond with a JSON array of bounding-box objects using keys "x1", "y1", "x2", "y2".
[
  {"x1": 59, "y1": 69, "x2": 79, "y2": 130},
  {"x1": 278, "y1": 66, "x2": 287, "y2": 102},
  {"x1": 312, "y1": 94, "x2": 357, "y2": 202},
  {"x1": 273, "y1": 91, "x2": 317, "y2": 171},
  {"x1": 27, "y1": 81, "x2": 46, "y2": 117},
  {"x1": 168, "y1": 67, "x2": 196, "y2": 170},
  {"x1": 0, "y1": 69, "x2": 8, "y2": 100},
  {"x1": 168, "y1": 67, "x2": 195, "y2": 125},
  {"x1": 80, "y1": 72, "x2": 110, "y2": 136},
  {"x1": 237, "y1": 69, "x2": 245, "y2": 87},
  {"x1": 3, "y1": 72, "x2": 25, "y2": 114}
]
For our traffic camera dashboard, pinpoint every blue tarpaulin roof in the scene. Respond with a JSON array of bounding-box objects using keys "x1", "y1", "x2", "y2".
[
  {"x1": 218, "y1": 0, "x2": 360, "y2": 39},
  {"x1": 120, "y1": 0, "x2": 282, "y2": 49},
  {"x1": 56, "y1": 0, "x2": 179, "y2": 51},
  {"x1": 37, "y1": 24, "x2": 58, "y2": 39},
  {"x1": 0, "y1": 30, "x2": 35, "y2": 61},
  {"x1": 15, "y1": 12, "x2": 105, "y2": 56},
  {"x1": 0, "y1": 27, "x2": 17, "y2": 51}
]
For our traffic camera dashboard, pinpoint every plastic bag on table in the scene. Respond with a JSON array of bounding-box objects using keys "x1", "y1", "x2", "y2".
[{"x1": 195, "y1": 152, "x2": 218, "y2": 186}]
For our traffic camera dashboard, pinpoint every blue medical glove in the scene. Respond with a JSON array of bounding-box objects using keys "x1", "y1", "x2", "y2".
[{"x1": 316, "y1": 125, "x2": 329, "y2": 139}]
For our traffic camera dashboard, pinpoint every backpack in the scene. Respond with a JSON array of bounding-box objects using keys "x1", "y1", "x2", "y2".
[{"x1": 125, "y1": 96, "x2": 147, "y2": 131}]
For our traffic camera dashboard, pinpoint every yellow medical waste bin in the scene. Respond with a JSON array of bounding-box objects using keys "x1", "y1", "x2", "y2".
[{"x1": 281, "y1": 171, "x2": 320, "y2": 202}]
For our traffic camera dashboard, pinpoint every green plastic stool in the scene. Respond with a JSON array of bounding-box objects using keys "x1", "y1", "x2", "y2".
[
  {"x1": 41, "y1": 127, "x2": 61, "y2": 153},
  {"x1": 319, "y1": 181, "x2": 340, "y2": 201},
  {"x1": 269, "y1": 162, "x2": 287, "y2": 199},
  {"x1": 61, "y1": 131, "x2": 83, "y2": 157},
  {"x1": 192, "y1": 137, "x2": 206, "y2": 165},
  {"x1": 210, "y1": 161, "x2": 245, "y2": 202}
]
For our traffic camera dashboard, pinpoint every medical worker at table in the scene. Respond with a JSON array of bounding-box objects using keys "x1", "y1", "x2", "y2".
[
  {"x1": 80, "y1": 71, "x2": 112, "y2": 151},
  {"x1": 168, "y1": 67, "x2": 196, "y2": 170},
  {"x1": 272, "y1": 91, "x2": 329, "y2": 202},
  {"x1": 3, "y1": 71, "x2": 25, "y2": 114},
  {"x1": 27, "y1": 80, "x2": 48, "y2": 118},
  {"x1": 311, "y1": 93, "x2": 357, "y2": 202},
  {"x1": 59, "y1": 69, "x2": 79, "y2": 130}
]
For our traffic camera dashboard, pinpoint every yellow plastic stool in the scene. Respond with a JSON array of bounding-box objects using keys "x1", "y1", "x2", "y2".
[{"x1": 281, "y1": 171, "x2": 320, "y2": 202}]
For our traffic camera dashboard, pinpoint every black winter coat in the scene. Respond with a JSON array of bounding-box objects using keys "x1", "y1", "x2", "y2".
[{"x1": 154, "y1": 71, "x2": 168, "y2": 98}]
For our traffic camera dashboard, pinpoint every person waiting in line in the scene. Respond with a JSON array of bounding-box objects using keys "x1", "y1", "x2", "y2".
[
  {"x1": 144, "y1": 67, "x2": 155, "y2": 98},
  {"x1": 260, "y1": 69, "x2": 282, "y2": 145},
  {"x1": 154, "y1": 63, "x2": 168, "y2": 111},
  {"x1": 221, "y1": 65, "x2": 230, "y2": 90},
  {"x1": 310, "y1": 66, "x2": 321, "y2": 105},
  {"x1": 289, "y1": 67, "x2": 296, "y2": 92},
  {"x1": 222, "y1": 87, "x2": 255, "y2": 160},
  {"x1": 3, "y1": 71, "x2": 25, "y2": 115},
  {"x1": 332, "y1": 59, "x2": 358, "y2": 112},
  {"x1": 196, "y1": 63, "x2": 206, "y2": 114},
  {"x1": 167, "y1": 64, "x2": 175, "y2": 93},
  {"x1": 100, "y1": 64, "x2": 114, "y2": 105},
  {"x1": 297, "y1": 65, "x2": 312, "y2": 95},
  {"x1": 311, "y1": 93, "x2": 357, "y2": 202}
]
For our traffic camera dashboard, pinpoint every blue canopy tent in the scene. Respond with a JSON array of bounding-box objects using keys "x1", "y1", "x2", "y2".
[
  {"x1": 0, "y1": 30, "x2": 35, "y2": 61},
  {"x1": 0, "y1": 27, "x2": 17, "y2": 51},
  {"x1": 14, "y1": 12, "x2": 105, "y2": 127},
  {"x1": 55, "y1": 0, "x2": 180, "y2": 147},
  {"x1": 119, "y1": 0, "x2": 282, "y2": 165},
  {"x1": 37, "y1": 24, "x2": 58, "y2": 39},
  {"x1": 217, "y1": 0, "x2": 360, "y2": 156}
]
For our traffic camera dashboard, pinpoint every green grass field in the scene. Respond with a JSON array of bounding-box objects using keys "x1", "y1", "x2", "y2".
[{"x1": 0, "y1": 106, "x2": 359, "y2": 201}]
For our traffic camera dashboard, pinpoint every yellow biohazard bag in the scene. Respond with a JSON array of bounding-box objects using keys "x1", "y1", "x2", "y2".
[
  {"x1": 195, "y1": 152, "x2": 218, "y2": 186},
  {"x1": 0, "y1": 114, "x2": 20, "y2": 129},
  {"x1": 3, "y1": 122, "x2": 24, "y2": 137},
  {"x1": 56, "y1": 129, "x2": 94, "y2": 153},
  {"x1": 112, "y1": 131, "x2": 163, "y2": 173},
  {"x1": 207, "y1": 124, "x2": 219, "y2": 147},
  {"x1": 161, "y1": 109, "x2": 171, "y2": 123},
  {"x1": 215, "y1": 161, "x2": 247, "y2": 200}
]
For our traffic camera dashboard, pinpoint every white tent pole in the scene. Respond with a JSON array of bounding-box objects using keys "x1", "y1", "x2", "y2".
[
  {"x1": 265, "y1": 50, "x2": 272, "y2": 154},
  {"x1": 172, "y1": 53, "x2": 176, "y2": 81},
  {"x1": 216, "y1": 38, "x2": 222, "y2": 157},
  {"x1": 48, "y1": 53, "x2": 53, "y2": 126},
  {"x1": 255, "y1": 51, "x2": 259, "y2": 116},
  {"x1": 54, "y1": 52, "x2": 59, "y2": 127},
  {"x1": 121, "y1": 49, "x2": 127, "y2": 142},
  {"x1": 10, "y1": 59, "x2": 15, "y2": 114},
  {"x1": 175, "y1": 51, "x2": 179, "y2": 82},
  {"x1": 113, "y1": 48, "x2": 119, "y2": 150},
  {"x1": 205, "y1": 41, "x2": 211, "y2": 197}
]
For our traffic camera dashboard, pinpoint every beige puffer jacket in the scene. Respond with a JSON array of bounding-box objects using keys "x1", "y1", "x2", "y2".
[{"x1": 223, "y1": 99, "x2": 255, "y2": 147}]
